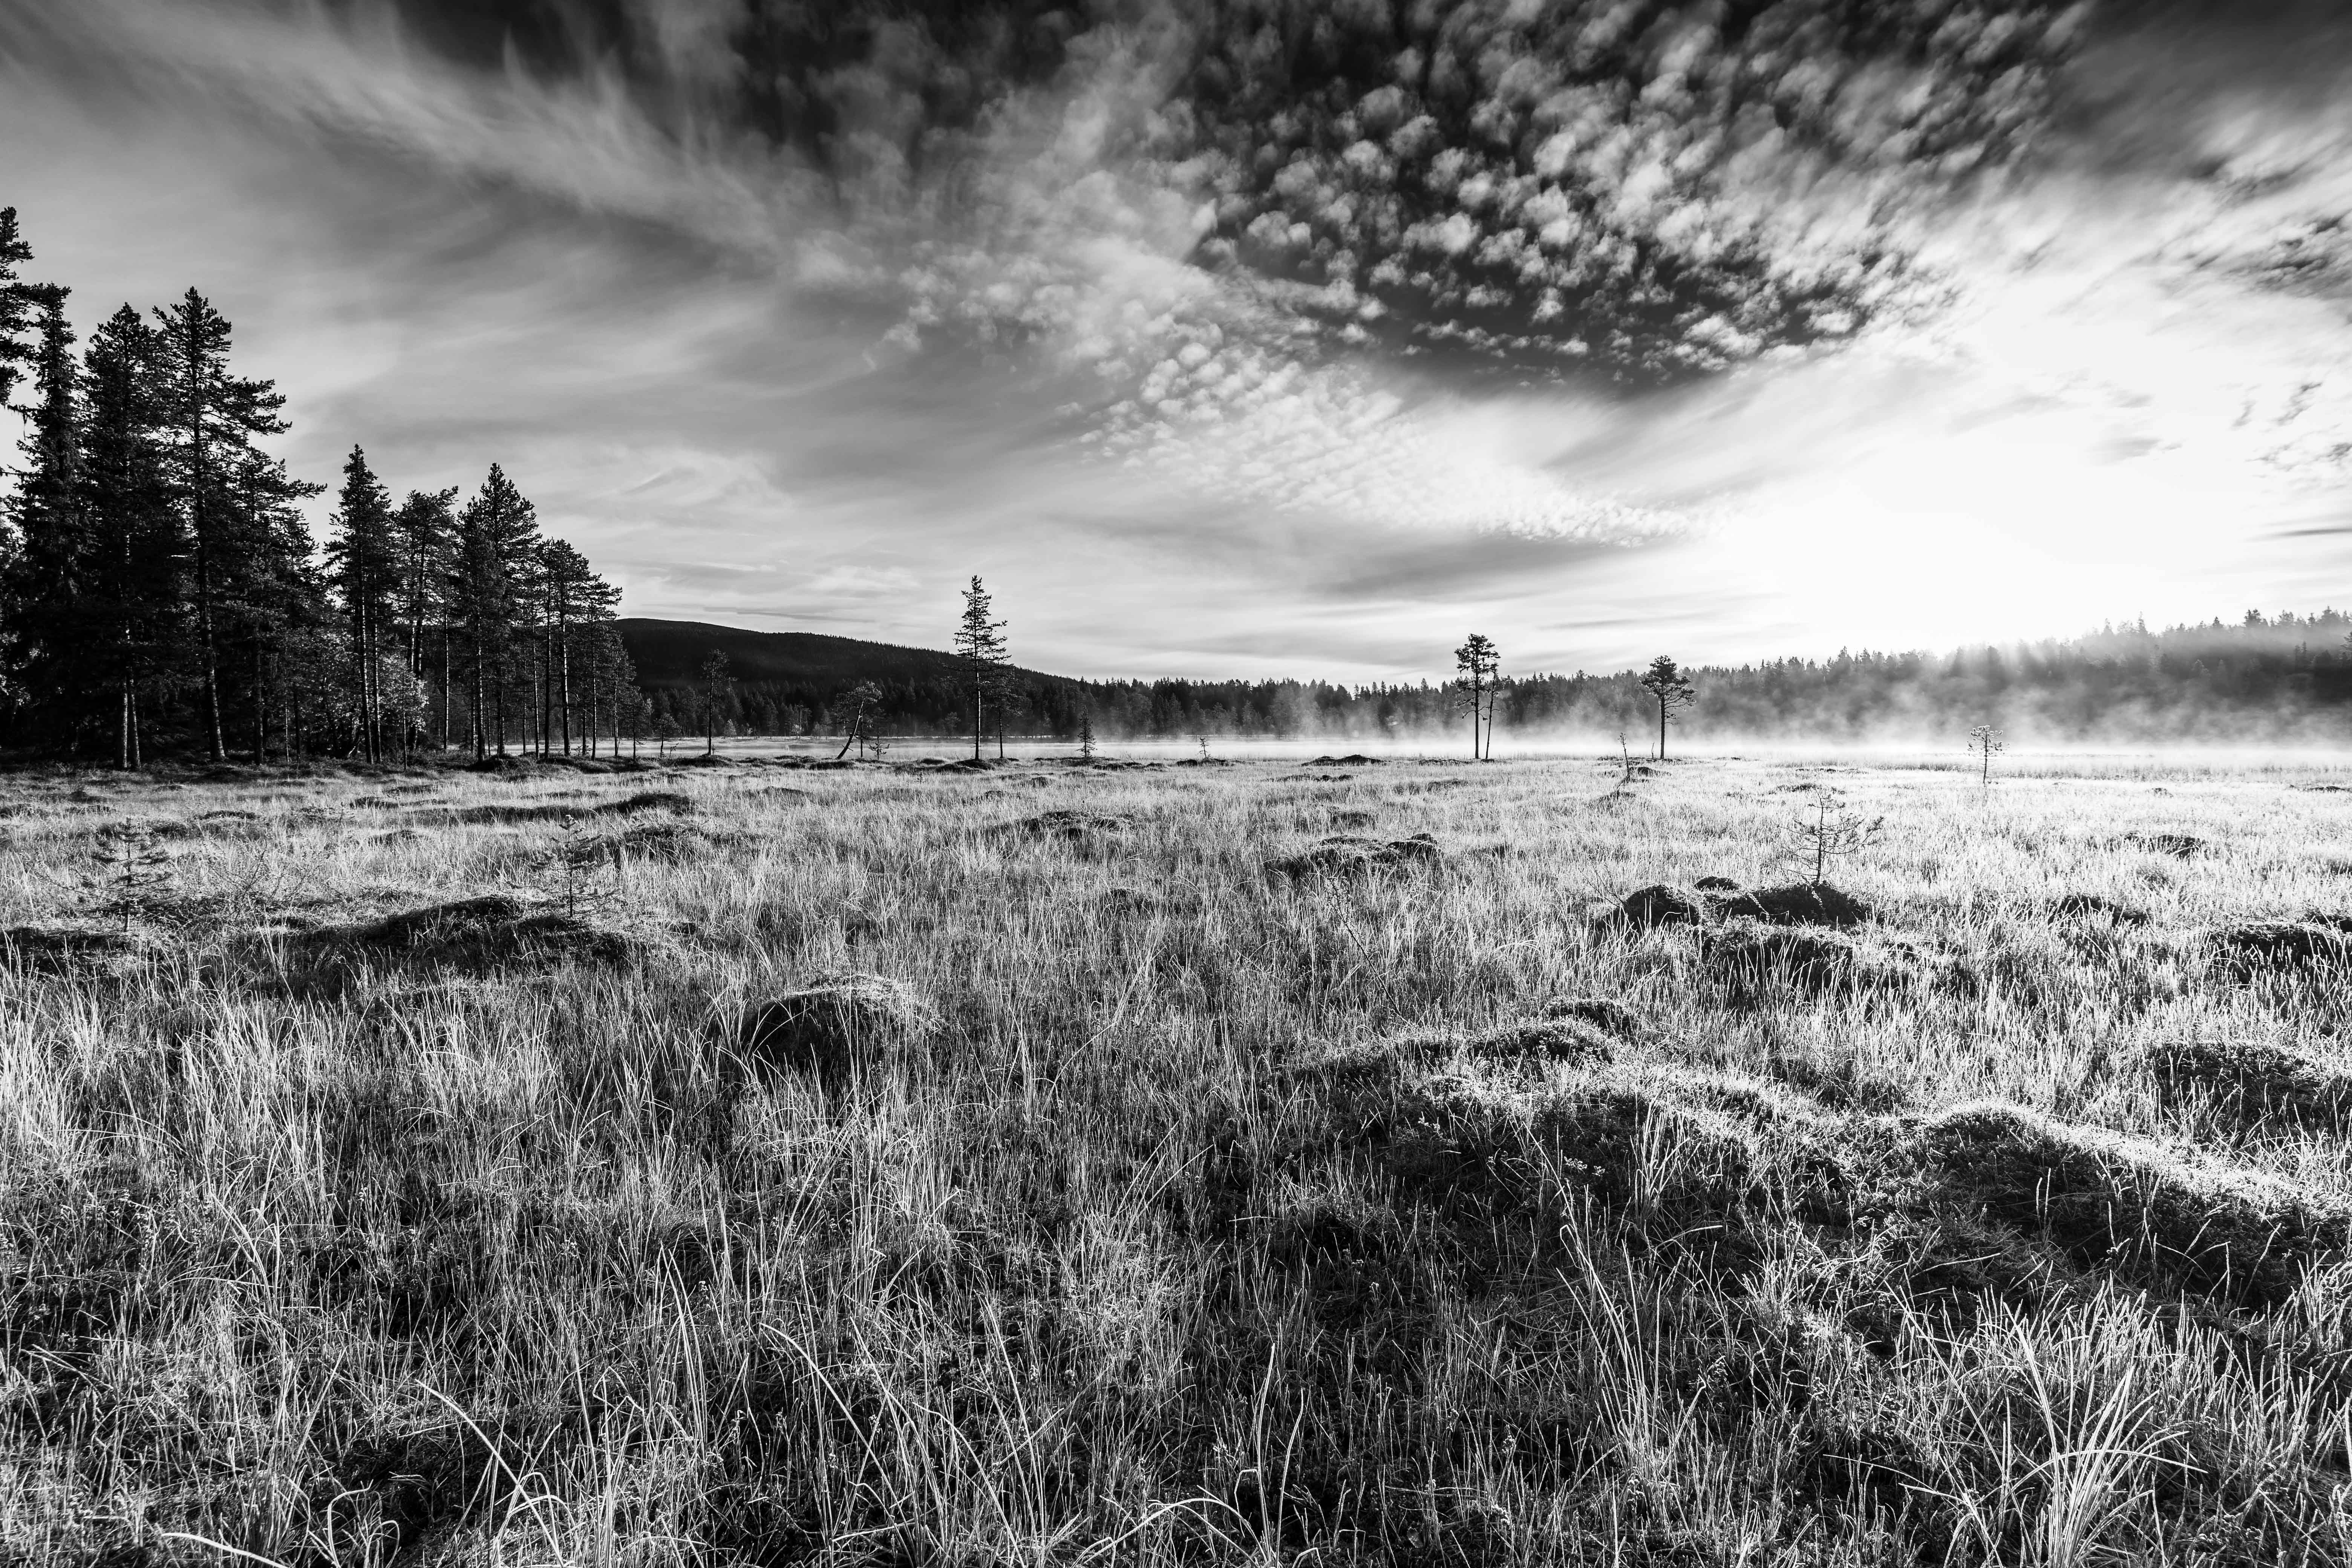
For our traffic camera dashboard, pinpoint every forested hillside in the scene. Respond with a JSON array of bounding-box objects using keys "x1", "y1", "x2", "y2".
[{"x1": 633, "y1": 610, "x2": 2352, "y2": 749}]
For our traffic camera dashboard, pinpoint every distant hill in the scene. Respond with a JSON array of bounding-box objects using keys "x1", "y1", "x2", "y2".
[
  {"x1": 616, "y1": 619, "x2": 1035, "y2": 691},
  {"x1": 614, "y1": 618, "x2": 1091, "y2": 738}
]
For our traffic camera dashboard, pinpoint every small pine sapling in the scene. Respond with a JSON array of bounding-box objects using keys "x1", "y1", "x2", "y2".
[
  {"x1": 1968, "y1": 724, "x2": 2005, "y2": 791},
  {"x1": 1784, "y1": 789, "x2": 1884, "y2": 887},
  {"x1": 89, "y1": 823, "x2": 176, "y2": 934},
  {"x1": 548, "y1": 813, "x2": 621, "y2": 921},
  {"x1": 1079, "y1": 712, "x2": 1098, "y2": 762}
]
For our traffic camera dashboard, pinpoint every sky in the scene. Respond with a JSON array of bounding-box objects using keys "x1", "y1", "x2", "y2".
[{"x1": 5, "y1": 0, "x2": 2352, "y2": 684}]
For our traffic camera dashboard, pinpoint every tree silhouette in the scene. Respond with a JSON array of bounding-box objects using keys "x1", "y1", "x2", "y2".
[
  {"x1": 954, "y1": 576, "x2": 1007, "y2": 763},
  {"x1": 700, "y1": 649, "x2": 733, "y2": 755},
  {"x1": 1968, "y1": 724, "x2": 2005, "y2": 791},
  {"x1": 1453, "y1": 633, "x2": 1500, "y2": 760},
  {"x1": 1639, "y1": 655, "x2": 1696, "y2": 760}
]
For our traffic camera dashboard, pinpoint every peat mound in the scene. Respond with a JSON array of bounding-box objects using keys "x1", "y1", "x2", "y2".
[
  {"x1": 1694, "y1": 875, "x2": 1741, "y2": 893},
  {"x1": 2125, "y1": 833, "x2": 2206, "y2": 858},
  {"x1": 294, "y1": 895, "x2": 640, "y2": 971},
  {"x1": 1712, "y1": 882, "x2": 1871, "y2": 928},
  {"x1": 1699, "y1": 924, "x2": 1967, "y2": 1006},
  {"x1": 1609, "y1": 884, "x2": 1707, "y2": 927},
  {"x1": 609, "y1": 821, "x2": 715, "y2": 862},
  {"x1": 1004, "y1": 809, "x2": 1134, "y2": 841},
  {"x1": 1539, "y1": 995, "x2": 1644, "y2": 1040},
  {"x1": 1269, "y1": 833, "x2": 1442, "y2": 878},
  {"x1": 0, "y1": 925, "x2": 158, "y2": 976},
  {"x1": 2142, "y1": 1039, "x2": 2352, "y2": 1132},
  {"x1": 2205, "y1": 920, "x2": 2352, "y2": 976},
  {"x1": 2044, "y1": 893, "x2": 2150, "y2": 925},
  {"x1": 739, "y1": 972, "x2": 938, "y2": 1088},
  {"x1": 1897, "y1": 1103, "x2": 2348, "y2": 1309},
  {"x1": 603, "y1": 790, "x2": 692, "y2": 816}
]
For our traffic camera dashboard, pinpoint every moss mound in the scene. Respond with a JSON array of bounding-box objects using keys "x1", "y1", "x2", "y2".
[
  {"x1": 1539, "y1": 995, "x2": 1643, "y2": 1040},
  {"x1": 1269, "y1": 833, "x2": 1442, "y2": 878},
  {"x1": 0, "y1": 925, "x2": 157, "y2": 976},
  {"x1": 1714, "y1": 881, "x2": 1871, "y2": 927},
  {"x1": 1610, "y1": 883, "x2": 1706, "y2": 926},
  {"x1": 300, "y1": 896, "x2": 640, "y2": 972},
  {"x1": 2207, "y1": 920, "x2": 2352, "y2": 975},
  {"x1": 2045, "y1": 892, "x2": 2150, "y2": 925},
  {"x1": 1897, "y1": 1104, "x2": 2348, "y2": 1309},
  {"x1": 2142, "y1": 1038, "x2": 2352, "y2": 1132},
  {"x1": 739, "y1": 972, "x2": 938, "y2": 1088},
  {"x1": 1701, "y1": 924, "x2": 1914, "y2": 1005}
]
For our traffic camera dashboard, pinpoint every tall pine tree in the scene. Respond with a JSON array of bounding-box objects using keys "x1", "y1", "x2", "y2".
[
  {"x1": 449, "y1": 464, "x2": 539, "y2": 758},
  {"x1": 325, "y1": 446, "x2": 398, "y2": 761},
  {"x1": 229, "y1": 444, "x2": 325, "y2": 763},
  {"x1": 0, "y1": 208, "x2": 37, "y2": 410},
  {"x1": 76, "y1": 307, "x2": 185, "y2": 766},
  {"x1": 392, "y1": 486, "x2": 458, "y2": 748},
  {"x1": 151, "y1": 288, "x2": 288, "y2": 760}
]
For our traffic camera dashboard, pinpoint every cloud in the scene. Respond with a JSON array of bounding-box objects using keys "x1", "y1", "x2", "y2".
[{"x1": 12, "y1": 0, "x2": 2352, "y2": 683}]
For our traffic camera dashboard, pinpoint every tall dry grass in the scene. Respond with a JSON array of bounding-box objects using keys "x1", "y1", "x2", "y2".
[{"x1": 4, "y1": 751, "x2": 2352, "y2": 1564}]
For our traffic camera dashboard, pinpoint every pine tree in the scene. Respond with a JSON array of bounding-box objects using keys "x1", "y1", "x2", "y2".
[
  {"x1": 449, "y1": 464, "x2": 539, "y2": 758},
  {"x1": 0, "y1": 208, "x2": 37, "y2": 410},
  {"x1": 954, "y1": 575, "x2": 1006, "y2": 763},
  {"x1": 392, "y1": 487, "x2": 458, "y2": 748},
  {"x1": 228, "y1": 444, "x2": 326, "y2": 763},
  {"x1": 1453, "y1": 633, "x2": 1500, "y2": 761},
  {"x1": 150, "y1": 289, "x2": 288, "y2": 760},
  {"x1": 1639, "y1": 655, "x2": 1696, "y2": 761},
  {"x1": 537, "y1": 538, "x2": 616, "y2": 756},
  {"x1": 75, "y1": 307, "x2": 186, "y2": 767},
  {"x1": 325, "y1": 447, "x2": 399, "y2": 760},
  {"x1": 6, "y1": 288, "x2": 84, "y2": 735}
]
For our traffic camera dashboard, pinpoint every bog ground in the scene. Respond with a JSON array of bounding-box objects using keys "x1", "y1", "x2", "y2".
[{"x1": 8, "y1": 749, "x2": 2352, "y2": 1566}]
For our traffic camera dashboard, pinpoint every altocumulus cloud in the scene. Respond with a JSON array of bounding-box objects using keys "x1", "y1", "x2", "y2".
[{"x1": 7, "y1": 0, "x2": 2352, "y2": 676}]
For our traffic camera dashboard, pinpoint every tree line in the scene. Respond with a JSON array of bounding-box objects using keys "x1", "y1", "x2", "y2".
[{"x1": 0, "y1": 207, "x2": 641, "y2": 766}]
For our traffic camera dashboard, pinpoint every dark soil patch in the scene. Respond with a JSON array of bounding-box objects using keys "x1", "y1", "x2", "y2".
[
  {"x1": 1269, "y1": 833, "x2": 1442, "y2": 878},
  {"x1": 1712, "y1": 882, "x2": 1871, "y2": 928},
  {"x1": 1311, "y1": 754, "x2": 1383, "y2": 766},
  {"x1": 1006, "y1": 809, "x2": 1134, "y2": 841},
  {"x1": 2044, "y1": 893, "x2": 2150, "y2": 925},
  {"x1": 610, "y1": 821, "x2": 714, "y2": 862},
  {"x1": 0, "y1": 925, "x2": 156, "y2": 975},
  {"x1": 1694, "y1": 875, "x2": 1741, "y2": 893},
  {"x1": 1701, "y1": 925, "x2": 1926, "y2": 1006},
  {"x1": 2207, "y1": 920, "x2": 2352, "y2": 976},
  {"x1": 1540, "y1": 996, "x2": 1644, "y2": 1040},
  {"x1": 2127, "y1": 833, "x2": 2206, "y2": 858},
  {"x1": 738, "y1": 972, "x2": 937, "y2": 1089},
  {"x1": 1609, "y1": 884, "x2": 1706, "y2": 927},
  {"x1": 1381, "y1": 1017, "x2": 1619, "y2": 1068},
  {"x1": 604, "y1": 790, "x2": 692, "y2": 816},
  {"x1": 2142, "y1": 1039, "x2": 2352, "y2": 1133},
  {"x1": 1461, "y1": 1018, "x2": 1616, "y2": 1064},
  {"x1": 294, "y1": 896, "x2": 640, "y2": 972}
]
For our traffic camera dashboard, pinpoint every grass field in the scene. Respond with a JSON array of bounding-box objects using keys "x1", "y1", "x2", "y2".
[{"x1": 8, "y1": 748, "x2": 2352, "y2": 1565}]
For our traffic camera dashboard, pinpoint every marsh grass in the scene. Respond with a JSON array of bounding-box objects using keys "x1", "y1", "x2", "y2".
[{"x1": 6, "y1": 755, "x2": 2352, "y2": 1563}]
